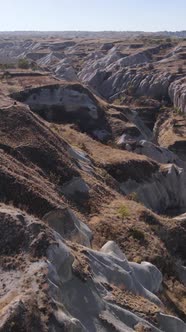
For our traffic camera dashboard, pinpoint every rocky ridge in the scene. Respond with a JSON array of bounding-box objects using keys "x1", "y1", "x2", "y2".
[{"x1": 0, "y1": 34, "x2": 186, "y2": 331}]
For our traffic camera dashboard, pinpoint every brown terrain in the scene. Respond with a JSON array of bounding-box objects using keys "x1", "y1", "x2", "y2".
[{"x1": 0, "y1": 32, "x2": 186, "y2": 331}]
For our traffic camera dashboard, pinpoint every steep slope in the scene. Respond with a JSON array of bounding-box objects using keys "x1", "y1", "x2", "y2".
[
  {"x1": 0, "y1": 103, "x2": 87, "y2": 217},
  {"x1": 0, "y1": 35, "x2": 186, "y2": 332},
  {"x1": 11, "y1": 82, "x2": 111, "y2": 140},
  {"x1": 1, "y1": 204, "x2": 186, "y2": 332}
]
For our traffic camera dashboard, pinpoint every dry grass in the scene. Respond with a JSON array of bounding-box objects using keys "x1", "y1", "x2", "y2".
[
  {"x1": 111, "y1": 287, "x2": 161, "y2": 324},
  {"x1": 50, "y1": 123, "x2": 155, "y2": 165},
  {"x1": 156, "y1": 111, "x2": 186, "y2": 148}
]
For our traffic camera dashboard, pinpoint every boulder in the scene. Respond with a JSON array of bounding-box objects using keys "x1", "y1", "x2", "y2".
[{"x1": 43, "y1": 208, "x2": 92, "y2": 247}]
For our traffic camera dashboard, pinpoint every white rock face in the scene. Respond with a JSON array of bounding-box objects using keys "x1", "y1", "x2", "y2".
[
  {"x1": 0, "y1": 40, "x2": 39, "y2": 64},
  {"x1": 173, "y1": 212, "x2": 186, "y2": 222},
  {"x1": 54, "y1": 58, "x2": 78, "y2": 81},
  {"x1": 101, "y1": 240, "x2": 128, "y2": 260},
  {"x1": 115, "y1": 107, "x2": 153, "y2": 143},
  {"x1": 47, "y1": 233, "x2": 74, "y2": 283},
  {"x1": 79, "y1": 46, "x2": 173, "y2": 100},
  {"x1": 24, "y1": 86, "x2": 99, "y2": 120},
  {"x1": 101, "y1": 242, "x2": 163, "y2": 294},
  {"x1": 163, "y1": 44, "x2": 186, "y2": 61},
  {"x1": 117, "y1": 50, "x2": 150, "y2": 68},
  {"x1": 120, "y1": 164, "x2": 186, "y2": 213},
  {"x1": 95, "y1": 241, "x2": 162, "y2": 306},
  {"x1": 157, "y1": 312, "x2": 186, "y2": 332},
  {"x1": 37, "y1": 52, "x2": 59, "y2": 66},
  {"x1": 43, "y1": 208, "x2": 92, "y2": 247},
  {"x1": 133, "y1": 140, "x2": 185, "y2": 167},
  {"x1": 67, "y1": 146, "x2": 91, "y2": 164},
  {"x1": 47, "y1": 238, "x2": 186, "y2": 332},
  {"x1": 130, "y1": 261, "x2": 163, "y2": 294},
  {"x1": 67, "y1": 146, "x2": 94, "y2": 174},
  {"x1": 60, "y1": 176, "x2": 90, "y2": 197},
  {"x1": 169, "y1": 77, "x2": 186, "y2": 114},
  {"x1": 82, "y1": 67, "x2": 173, "y2": 100},
  {"x1": 136, "y1": 72, "x2": 172, "y2": 99}
]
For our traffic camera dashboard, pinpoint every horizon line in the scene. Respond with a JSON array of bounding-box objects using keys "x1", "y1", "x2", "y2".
[{"x1": 0, "y1": 30, "x2": 186, "y2": 33}]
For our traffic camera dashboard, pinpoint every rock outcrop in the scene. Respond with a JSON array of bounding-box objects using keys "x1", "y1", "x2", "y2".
[
  {"x1": 47, "y1": 235, "x2": 186, "y2": 332},
  {"x1": 11, "y1": 83, "x2": 110, "y2": 136},
  {"x1": 120, "y1": 163, "x2": 186, "y2": 213},
  {"x1": 0, "y1": 33, "x2": 186, "y2": 332},
  {"x1": 169, "y1": 77, "x2": 186, "y2": 114}
]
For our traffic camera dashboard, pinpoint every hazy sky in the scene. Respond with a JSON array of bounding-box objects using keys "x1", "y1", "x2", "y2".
[{"x1": 0, "y1": 0, "x2": 185, "y2": 32}]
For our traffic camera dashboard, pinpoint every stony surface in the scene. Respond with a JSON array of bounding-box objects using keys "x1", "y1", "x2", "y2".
[{"x1": 0, "y1": 33, "x2": 186, "y2": 331}]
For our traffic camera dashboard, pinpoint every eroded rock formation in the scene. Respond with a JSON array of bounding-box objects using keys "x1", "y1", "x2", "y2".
[{"x1": 0, "y1": 33, "x2": 186, "y2": 331}]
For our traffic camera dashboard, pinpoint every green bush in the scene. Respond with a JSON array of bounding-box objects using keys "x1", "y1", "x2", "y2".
[
  {"x1": 147, "y1": 63, "x2": 154, "y2": 70},
  {"x1": 18, "y1": 58, "x2": 30, "y2": 69},
  {"x1": 126, "y1": 84, "x2": 135, "y2": 96},
  {"x1": 30, "y1": 61, "x2": 39, "y2": 71},
  {"x1": 173, "y1": 106, "x2": 182, "y2": 115},
  {"x1": 117, "y1": 204, "x2": 130, "y2": 220},
  {"x1": 0, "y1": 63, "x2": 15, "y2": 70},
  {"x1": 2, "y1": 70, "x2": 11, "y2": 79},
  {"x1": 129, "y1": 228, "x2": 145, "y2": 241}
]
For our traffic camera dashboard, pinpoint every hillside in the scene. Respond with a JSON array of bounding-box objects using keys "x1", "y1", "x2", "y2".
[{"x1": 0, "y1": 33, "x2": 186, "y2": 332}]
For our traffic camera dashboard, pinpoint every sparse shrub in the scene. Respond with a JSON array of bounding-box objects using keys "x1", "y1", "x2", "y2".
[
  {"x1": 160, "y1": 105, "x2": 167, "y2": 111},
  {"x1": 100, "y1": 169, "x2": 109, "y2": 179},
  {"x1": 165, "y1": 37, "x2": 172, "y2": 43},
  {"x1": 76, "y1": 142, "x2": 87, "y2": 151},
  {"x1": 8, "y1": 86, "x2": 17, "y2": 94},
  {"x1": 173, "y1": 106, "x2": 182, "y2": 115},
  {"x1": 117, "y1": 204, "x2": 130, "y2": 221},
  {"x1": 129, "y1": 228, "x2": 145, "y2": 241},
  {"x1": 2, "y1": 70, "x2": 11, "y2": 79},
  {"x1": 126, "y1": 84, "x2": 135, "y2": 96},
  {"x1": 132, "y1": 256, "x2": 142, "y2": 263},
  {"x1": 114, "y1": 94, "x2": 126, "y2": 105},
  {"x1": 177, "y1": 66, "x2": 183, "y2": 74},
  {"x1": 30, "y1": 61, "x2": 39, "y2": 71},
  {"x1": 139, "y1": 211, "x2": 159, "y2": 225},
  {"x1": 49, "y1": 172, "x2": 61, "y2": 185},
  {"x1": 18, "y1": 58, "x2": 30, "y2": 69},
  {"x1": 114, "y1": 97, "x2": 122, "y2": 105},
  {"x1": 50, "y1": 124, "x2": 60, "y2": 134},
  {"x1": 147, "y1": 63, "x2": 154, "y2": 70},
  {"x1": 99, "y1": 168, "x2": 114, "y2": 185},
  {"x1": 127, "y1": 192, "x2": 139, "y2": 202},
  {"x1": 0, "y1": 63, "x2": 15, "y2": 70}
]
